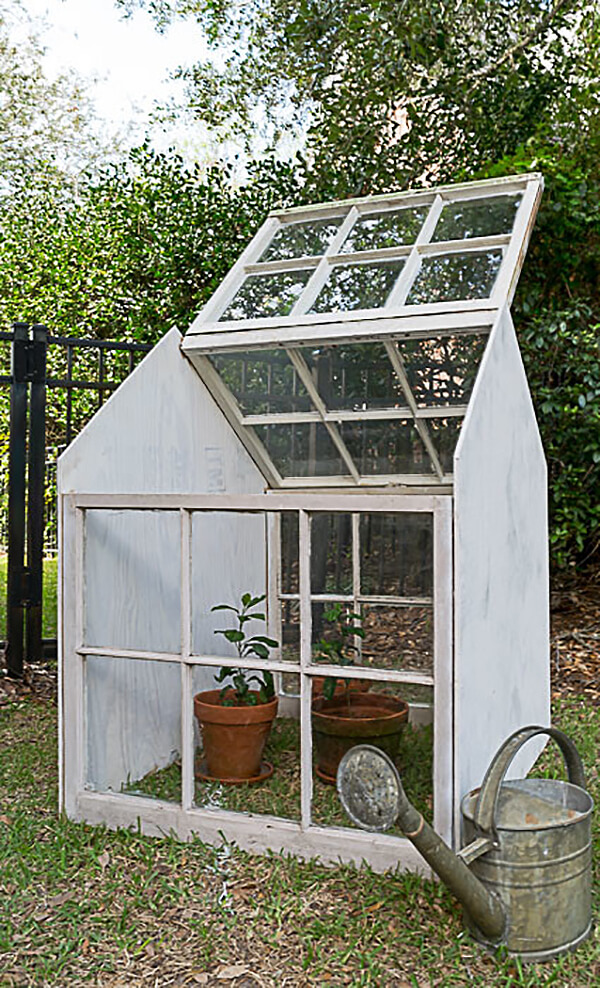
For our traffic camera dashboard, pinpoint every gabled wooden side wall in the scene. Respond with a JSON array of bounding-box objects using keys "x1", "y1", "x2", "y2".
[
  {"x1": 453, "y1": 306, "x2": 549, "y2": 837},
  {"x1": 58, "y1": 328, "x2": 267, "y2": 811}
]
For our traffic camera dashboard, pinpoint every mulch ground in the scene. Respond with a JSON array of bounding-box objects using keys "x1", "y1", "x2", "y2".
[{"x1": 1, "y1": 563, "x2": 599, "y2": 708}]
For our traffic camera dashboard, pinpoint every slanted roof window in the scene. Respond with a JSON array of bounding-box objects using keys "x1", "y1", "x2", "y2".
[{"x1": 183, "y1": 174, "x2": 542, "y2": 487}]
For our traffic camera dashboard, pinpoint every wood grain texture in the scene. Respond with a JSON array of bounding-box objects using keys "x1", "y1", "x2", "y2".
[
  {"x1": 86, "y1": 655, "x2": 181, "y2": 793},
  {"x1": 58, "y1": 327, "x2": 267, "y2": 496},
  {"x1": 454, "y1": 306, "x2": 549, "y2": 832}
]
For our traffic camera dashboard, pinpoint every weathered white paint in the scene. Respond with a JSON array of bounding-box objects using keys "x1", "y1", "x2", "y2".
[
  {"x1": 190, "y1": 510, "x2": 267, "y2": 683},
  {"x1": 60, "y1": 328, "x2": 267, "y2": 815},
  {"x1": 85, "y1": 509, "x2": 181, "y2": 653},
  {"x1": 85, "y1": 655, "x2": 181, "y2": 793},
  {"x1": 453, "y1": 305, "x2": 549, "y2": 832},
  {"x1": 73, "y1": 789, "x2": 433, "y2": 876},
  {"x1": 58, "y1": 327, "x2": 267, "y2": 497}
]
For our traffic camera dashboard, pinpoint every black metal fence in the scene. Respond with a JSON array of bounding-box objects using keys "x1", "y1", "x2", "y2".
[{"x1": 0, "y1": 323, "x2": 152, "y2": 676}]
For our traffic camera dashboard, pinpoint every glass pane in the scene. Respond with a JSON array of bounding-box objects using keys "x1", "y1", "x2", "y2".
[
  {"x1": 360, "y1": 604, "x2": 433, "y2": 674},
  {"x1": 340, "y1": 207, "x2": 426, "y2": 252},
  {"x1": 309, "y1": 601, "x2": 433, "y2": 674},
  {"x1": 84, "y1": 510, "x2": 180, "y2": 653},
  {"x1": 85, "y1": 656, "x2": 181, "y2": 803},
  {"x1": 432, "y1": 194, "x2": 522, "y2": 242},
  {"x1": 310, "y1": 514, "x2": 353, "y2": 595},
  {"x1": 428, "y1": 417, "x2": 464, "y2": 474},
  {"x1": 311, "y1": 601, "x2": 362, "y2": 667},
  {"x1": 191, "y1": 512, "x2": 268, "y2": 657},
  {"x1": 359, "y1": 513, "x2": 433, "y2": 597},
  {"x1": 340, "y1": 419, "x2": 432, "y2": 476},
  {"x1": 280, "y1": 599, "x2": 300, "y2": 665},
  {"x1": 192, "y1": 667, "x2": 300, "y2": 820},
  {"x1": 260, "y1": 218, "x2": 343, "y2": 261},
  {"x1": 407, "y1": 250, "x2": 502, "y2": 304},
  {"x1": 253, "y1": 422, "x2": 350, "y2": 477},
  {"x1": 280, "y1": 511, "x2": 299, "y2": 594},
  {"x1": 219, "y1": 270, "x2": 312, "y2": 321},
  {"x1": 209, "y1": 349, "x2": 311, "y2": 415},
  {"x1": 398, "y1": 333, "x2": 488, "y2": 407},
  {"x1": 299, "y1": 342, "x2": 405, "y2": 411},
  {"x1": 310, "y1": 260, "x2": 405, "y2": 313},
  {"x1": 311, "y1": 677, "x2": 433, "y2": 829}
]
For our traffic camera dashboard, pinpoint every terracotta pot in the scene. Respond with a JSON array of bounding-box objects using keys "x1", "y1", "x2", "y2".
[
  {"x1": 194, "y1": 689, "x2": 278, "y2": 782},
  {"x1": 312, "y1": 692, "x2": 409, "y2": 784}
]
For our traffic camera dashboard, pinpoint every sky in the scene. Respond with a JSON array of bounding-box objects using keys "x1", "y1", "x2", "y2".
[{"x1": 13, "y1": 0, "x2": 218, "y2": 155}]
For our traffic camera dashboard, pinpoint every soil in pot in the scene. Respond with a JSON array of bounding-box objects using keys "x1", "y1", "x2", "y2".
[
  {"x1": 194, "y1": 689, "x2": 278, "y2": 783},
  {"x1": 312, "y1": 691, "x2": 409, "y2": 784}
]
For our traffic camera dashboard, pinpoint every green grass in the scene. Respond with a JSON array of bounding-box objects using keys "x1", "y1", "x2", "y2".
[
  {"x1": 0, "y1": 555, "x2": 58, "y2": 640},
  {"x1": 121, "y1": 717, "x2": 433, "y2": 834},
  {"x1": 2, "y1": 695, "x2": 600, "y2": 985}
]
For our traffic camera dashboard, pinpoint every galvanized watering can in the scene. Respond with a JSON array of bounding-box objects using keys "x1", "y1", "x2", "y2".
[{"x1": 337, "y1": 726, "x2": 593, "y2": 962}]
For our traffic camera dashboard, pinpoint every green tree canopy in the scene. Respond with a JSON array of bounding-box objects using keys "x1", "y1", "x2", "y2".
[
  {"x1": 0, "y1": 1, "x2": 111, "y2": 188},
  {"x1": 117, "y1": 0, "x2": 598, "y2": 197}
]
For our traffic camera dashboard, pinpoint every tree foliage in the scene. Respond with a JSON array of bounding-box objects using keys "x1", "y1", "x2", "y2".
[
  {"x1": 0, "y1": 148, "x2": 300, "y2": 342},
  {"x1": 117, "y1": 0, "x2": 597, "y2": 197},
  {"x1": 0, "y1": 2, "x2": 109, "y2": 187}
]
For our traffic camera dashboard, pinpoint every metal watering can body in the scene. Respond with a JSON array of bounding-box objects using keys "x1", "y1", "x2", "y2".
[{"x1": 337, "y1": 726, "x2": 593, "y2": 962}]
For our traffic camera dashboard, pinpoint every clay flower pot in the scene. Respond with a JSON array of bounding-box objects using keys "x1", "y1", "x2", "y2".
[
  {"x1": 312, "y1": 692, "x2": 409, "y2": 784},
  {"x1": 194, "y1": 689, "x2": 278, "y2": 783}
]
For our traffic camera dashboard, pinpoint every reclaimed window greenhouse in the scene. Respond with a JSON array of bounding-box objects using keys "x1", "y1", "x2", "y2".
[{"x1": 59, "y1": 173, "x2": 550, "y2": 875}]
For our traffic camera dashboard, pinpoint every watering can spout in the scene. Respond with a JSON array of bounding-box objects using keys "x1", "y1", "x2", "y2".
[{"x1": 390, "y1": 771, "x2": 506, "y2": 942}]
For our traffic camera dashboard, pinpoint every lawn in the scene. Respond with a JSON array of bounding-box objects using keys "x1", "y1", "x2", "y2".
[
  {"x1": 0, "y1": 555, "x2": 58, "y2": 640},
  {"x1": 1, "y1": 693, "x2": 600, "y2": 987},
  {"x1": 1, "y1": 566, "x2": 600, "y2": 985}
]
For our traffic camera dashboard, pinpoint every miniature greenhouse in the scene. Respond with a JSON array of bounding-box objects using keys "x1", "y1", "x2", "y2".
[{"x1": 58, "y1": 172, "x2": 550, "y2": 873}]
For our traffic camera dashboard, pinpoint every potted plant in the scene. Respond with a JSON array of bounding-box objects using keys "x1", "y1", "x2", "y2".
[
  {"x1": 194, "y1": 593, "x2": 279, "y2": 783},
  {"x1": 311, "y1": 604, "x2": 409, "y2": 784}
]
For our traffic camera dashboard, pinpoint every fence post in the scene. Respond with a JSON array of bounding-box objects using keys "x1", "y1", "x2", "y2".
[
  {"x1": 25, "y1": 324, "x2": 47, "y2": 666},
  {"x1": 5, "y1": 324, "x2": 29, "y2": 677}
]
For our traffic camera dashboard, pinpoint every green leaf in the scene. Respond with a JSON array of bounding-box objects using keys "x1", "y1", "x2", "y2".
[
  {"x1": 249, "y1": 642, "x2": 269, "y2": 658},
  {"x1": 220, "y1": 629, "x2": 245, "y2": 642}
]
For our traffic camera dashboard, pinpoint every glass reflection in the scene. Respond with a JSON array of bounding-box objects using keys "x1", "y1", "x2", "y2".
[
  {"x1": 360, "y1": 604, "x2": 434, "y2": 675},
  {"x1": 220, "y1": 270, "x2": 312, "y2": 321},
  {"x1": 359, "y1": 513, "x2": 433, "y2": 597},
  {"x1": 428, "y1": 417, "x2": 464, "y2": 473},
  {"x1": 340, "y1": 419, "x2": 433, "y2": 476},
  {"x1": 253, "y1": 422, "x2": 350, "y2": 477},
  {"x1": 299, "y1": 343, "x2": 405, "y2": 411},
  {"x1": 260, "y1": 218, "x2": 342, "y2": 261},
  {"x1": 310, "y1": 514, "x2": 353, "y2": 596},
  {"x1": 209, "y1": 349, "x2": 311, "y2": 415},
  {"x1": 398, "y1": 333, "x2": 488, "y2": 407},
  {"x1": 432, "y1": 195, "x2": 521, "y2": 242},
  {"x1": 341, "y1": 208, "x2": 426, "y2": 252},
  {"x1": 406, "y1": 250, "x2": 502, "y2": 304},
  {"x1": 310, "y1": 260, "x2": 405, "y2": 313}
]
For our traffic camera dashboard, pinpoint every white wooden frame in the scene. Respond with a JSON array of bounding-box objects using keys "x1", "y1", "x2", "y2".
[
  {"x1": 183, "y1": 173, "x2": 542, "y2": 342},
  {"x1": 187, "y1": 326, "x2": 487, "y2": 488},
  {"x1": 62, "y1": 490, "x2": 453, "y2": 872}
]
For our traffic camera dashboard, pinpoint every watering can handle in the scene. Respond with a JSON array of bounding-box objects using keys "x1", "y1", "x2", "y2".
[{"x1": 473, "y1": 725, "x2": 587, "y2": 844}]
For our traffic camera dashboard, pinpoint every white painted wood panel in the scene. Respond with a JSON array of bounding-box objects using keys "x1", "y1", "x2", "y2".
[
  {"x1": 75, "y1": 790, "x2": 432, "y2": 876},
  {"x1": 85, "y1": 509, "x2": 181, "y2": 653},
  {"x1": 85, "y1": 655, "x2": 181, "y2": 793},
  {"x1": 190, "y1": 510, "x2": 267, "y2": 692},
  {"x1": 58, "y1": 327, "x2": 267, "y2": 496},
  {"x1": 454, "y1": 306, "x2": 549, "y2": 830}
]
